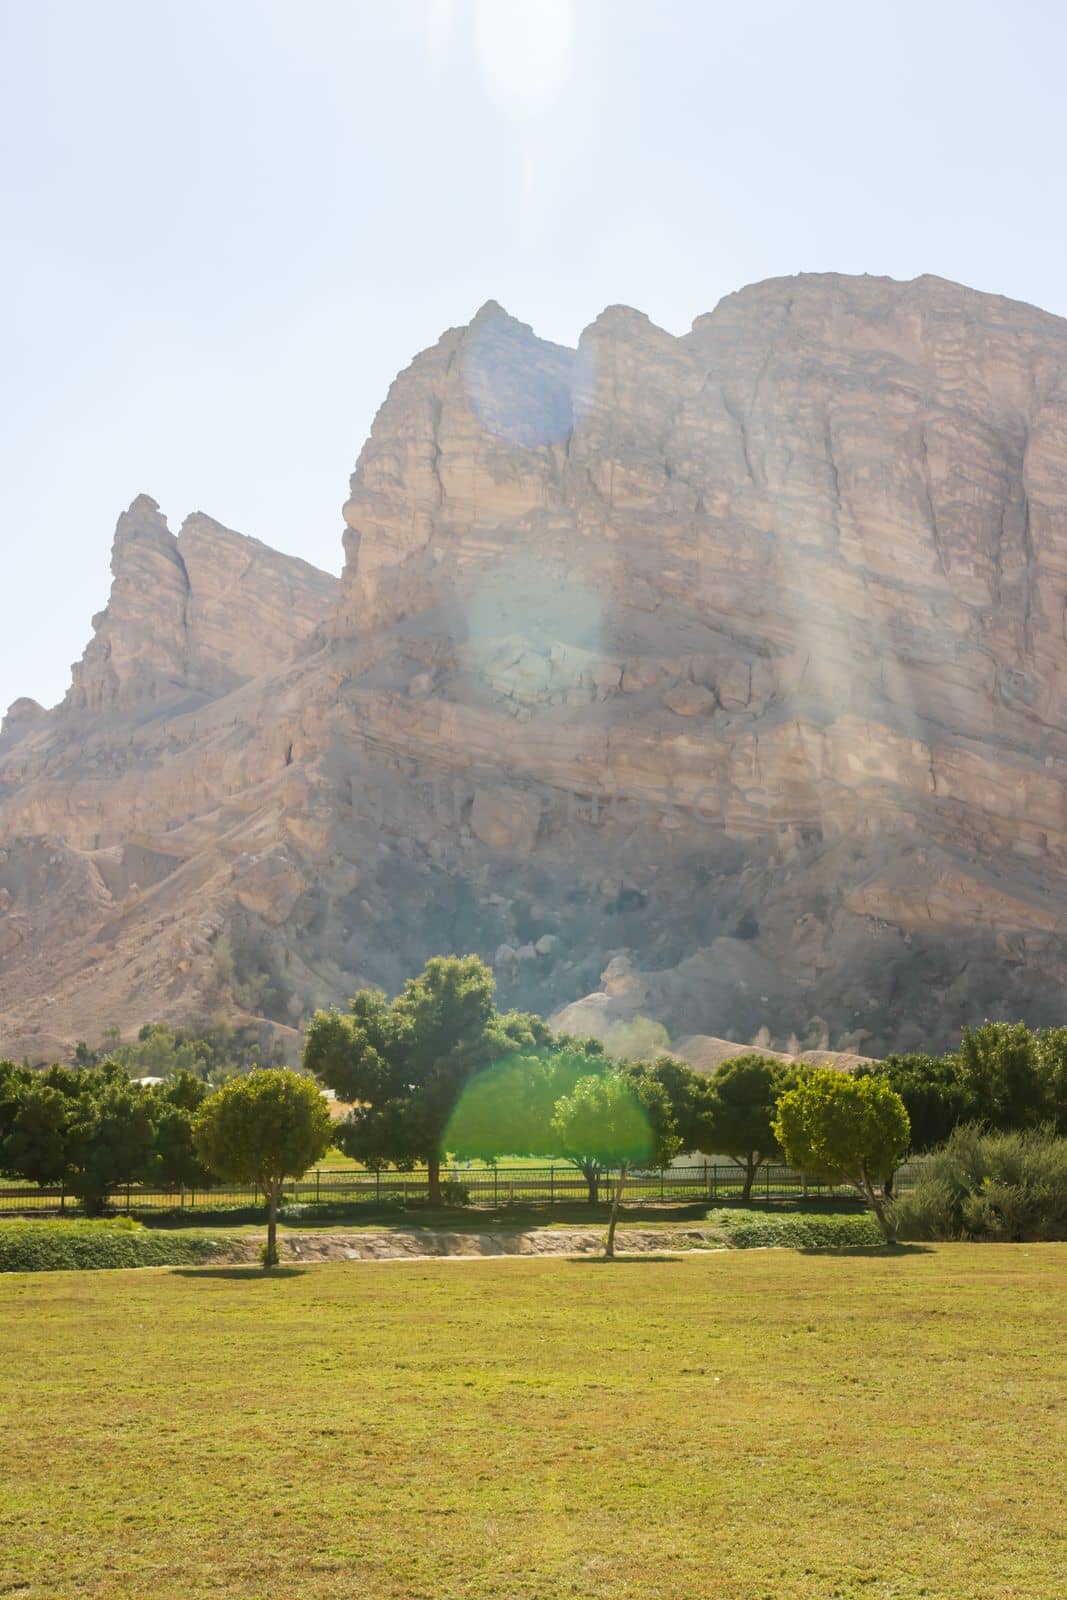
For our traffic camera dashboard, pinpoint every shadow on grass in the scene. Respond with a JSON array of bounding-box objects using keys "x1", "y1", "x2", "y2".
[
  {"x1": 568, "y1": 1254, "x2": 681, "y2": 1266},
  {"x1": 169, "y1": 1266, "x2": 309, "y2": 1280},
  {"x1": 798, "y1": 1242, "x2": 934, "y2": 1257}
]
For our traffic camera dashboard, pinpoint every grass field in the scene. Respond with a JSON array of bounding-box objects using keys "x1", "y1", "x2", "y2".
[{"x1": 1, "y1": 1245, "x2": 1064, "y2": 1599}]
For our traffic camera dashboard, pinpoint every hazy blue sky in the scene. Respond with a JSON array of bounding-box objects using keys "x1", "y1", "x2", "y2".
[{"x1": 3, "y1": 0, "x2": 1067, "y2": 713}]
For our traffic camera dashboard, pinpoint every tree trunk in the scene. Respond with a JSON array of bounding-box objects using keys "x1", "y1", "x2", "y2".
[
  {"x1": 741, "y1": 1155, "x2": 757, "y2": 1204},
  {"x1": 860, "y1": 1170, "x2": 896, "y2": 1242},
  {"x1": 427, "y1": 1152, "x2": 443, "y2": 1209},
  {"x1": 584, "y1": 1166, "x2": 599, "y2": 1205},
  {"x1": 605, "y1": 1165, "x2": 627, "y2": 1259},
  {"x1": 264, "y1": 1177, "x2": 280, "y2": 1269}
]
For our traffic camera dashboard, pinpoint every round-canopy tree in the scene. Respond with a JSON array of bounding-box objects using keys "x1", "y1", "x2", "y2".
[
  {"x1": 194, "y1": 1069, "x2": 333, "y2": 1268},
  {"x1": 551, "y1": 1072, "x2": 680, "y2": 1257},
  {"x1": 304, "y1": 955, "x2": 547, "y2": 1205},
  {"x1": 772, "y1": 1069, "x2": 910, "y2": 1241},
  {"x1": 704, "y1": 1054, "x2": 796, "y2": 1201}
]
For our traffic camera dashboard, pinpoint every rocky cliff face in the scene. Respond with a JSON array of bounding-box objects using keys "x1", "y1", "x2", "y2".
[
  {"x1": 65, "y1": 496, "x2": 338, "y2": 713},
  {"x1": 4, "y1": 272, "x2": 1067, "y2": 1062}
]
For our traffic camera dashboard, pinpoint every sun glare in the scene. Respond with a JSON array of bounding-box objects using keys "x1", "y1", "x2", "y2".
[{"x1": 473, "y1": 0, "x2": 575, "y2": 121}]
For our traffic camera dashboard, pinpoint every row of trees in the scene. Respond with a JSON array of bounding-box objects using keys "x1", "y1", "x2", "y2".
[
  {"x1": 7, "y1": 956, "x2": 1064, "y2": 1263},
  {"x1": 0, "y1": 1061, "x2": 215, "y2": 1211},
  {"x1": 858, "y1": 1022, "x2": 1067, "y2": 1144},
  {"x1": 70, "y1": 1020, "x2": 289, "y2": 1082},
  {"x1": 302, "y1": 956, "x2": 916, "y2": 1247},
  {"x1": 0, "y1": 1057, "x2": 333, "y2": 1267}
]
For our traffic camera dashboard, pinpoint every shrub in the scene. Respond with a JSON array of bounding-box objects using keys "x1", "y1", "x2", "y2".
[
  {"x1": 705, "y1": 1208, "x2": 884, "y2": 1250},
  {"x1": 0, "y1": 1219, "x2": 223, "y2": 1273},
  {"x1": 439, "y1": 1181, "x2": 471, "y2": 1206},
  {"x1": 893, "y1": 1125, "x2": 1067, "y2": 1242}
]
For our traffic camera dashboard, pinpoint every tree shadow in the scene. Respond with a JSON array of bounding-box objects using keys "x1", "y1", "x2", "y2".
[
  {"x1": 568, "y1": 1254, "x2": 681, "y2": 1266},
  {"x1": 169, "y1": 1266, "x2": 308, "y2": 1279},
  {"x1": 798, "y1": 1243, "x2": 933, "y2": 1257}
]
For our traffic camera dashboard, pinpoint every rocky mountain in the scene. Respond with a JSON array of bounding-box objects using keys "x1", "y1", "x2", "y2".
[{"x1": 4, "y1": 271, "x2": 1067, "y2": 1063}]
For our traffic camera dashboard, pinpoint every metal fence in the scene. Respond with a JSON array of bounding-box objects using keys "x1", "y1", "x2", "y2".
[{"x1": 0, "y1": 1161, "x2": 920, "y2": 1217}]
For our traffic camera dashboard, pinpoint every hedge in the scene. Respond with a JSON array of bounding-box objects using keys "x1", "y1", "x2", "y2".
[
  {"x1": 0, "y1": 1218, "x2": 225, "y2": 1273},
  {"x1": 706, "y1": 1208, "x2": 884, "y2": 1250}
]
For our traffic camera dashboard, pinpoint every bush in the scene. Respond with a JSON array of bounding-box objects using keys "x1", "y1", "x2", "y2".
[
  {"x1": 705, "y1": 1207, "x2": 884, "y2": 1250},
  {"x1": 893, "y1": 1125, "x2": 1067, "y2": 1242},
  {"x1": 440, "y1": 1181, "x2": 471, "y2": 1206},
  {"x1": 0, "y1": 1219, "x2": 224, "y2": 1273}
]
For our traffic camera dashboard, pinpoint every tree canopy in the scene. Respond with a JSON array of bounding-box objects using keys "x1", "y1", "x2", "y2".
[
  {"x1": 551, "y1": 1071, "x2": 681, "y2": 1256},
  {"x1": 194, "y1": 1068, "x2": 333, "y2": 1266},
  {"x1": 773, "y1": 1069, "x2": 910, "y2": 1240},
  {"x1": 704, "y1": 1054, "x2": 796, "y2": 1200},
  {"x1": 304, "y1": 955, "x2": 551, "y2": 1204}
]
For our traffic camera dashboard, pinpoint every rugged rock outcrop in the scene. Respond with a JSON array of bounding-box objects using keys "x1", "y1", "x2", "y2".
[
  {"x1": 5, "y1": 271, "x2": 1067, "y2": 1062},
  {"x1": 66, "y1": 497, "x2": 337, "y2": 712}
]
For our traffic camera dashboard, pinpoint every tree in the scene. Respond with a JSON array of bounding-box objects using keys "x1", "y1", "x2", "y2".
[
  {"x1": 194, "y1": 1069, "x2": 333, "y2": 1268},
  {"x1": 625, "y1": 1055, "x2": 716, "y2": 1159},
  {"x1": 551, "y1": 1072, "x2": 680, "y2": 1256},
  {"x1": 65, "y1": 1079, "x2": 159, "y2": 1215},
  {"x1": 1, "y1": 1080, "x2": 69, "y2": 1188},
  {"x1": 955, "y1": 1022, "x2": 1051, "y2": 1131},
  {"x1": 703, "y1": 1054, "x2": 797, "y2": 1201},
  {"x1": 444, "y1": 1039, "x2": 611, "y2": 1200},
  {"x1": 1034, "y1": 1028, "x2": 1067, "y2": 1136},
  {"x1": 305, "y1": 955, "x2": 513, "y2": 1206},
  {"x1": 856, "y1": 1053, "x2": 975, "y2": 1194},
  {"x1": 148, "y1": 1072, "x2": 217, "y2": 1190},
  {"x1": 772, "y1": 1070, "x2": 910, "y2": 1241}
]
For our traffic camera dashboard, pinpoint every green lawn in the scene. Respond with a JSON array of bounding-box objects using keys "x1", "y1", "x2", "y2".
[{"x1": 1, "y1": 1245, "x2": 1063, "y2": 1599}]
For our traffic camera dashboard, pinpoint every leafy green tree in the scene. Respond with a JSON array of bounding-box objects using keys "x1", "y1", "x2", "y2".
[
  {"x1": 2, "y1": 1060, "x2": 217, "y2": 1207},
  {"x1": 855, "y1": 1053, "x2": 976, "y2": 1194},
  {"x1": 704, "y1": 1054, "x2": 797, "y2": 1201},
  {"x1": 1, "y1": 1080, "x2": 69, "y2": 1188},
  {"x1": 1034, "y1": 1028, "x2": 1067, "y2": 1135},
  {"x1": 772, "y1": 1069, "x2": 910, "y2": 1241},
  {"x1": 305, "y1": 955, "x2": 523, "y2": 1206},
  {"x1": 69, "y1": 1020, "x2": 289, "y2": 1085},
  {"x1": 445, "y1": 1040, "x2": 611, "y2": 1199},
  {"x1": 65, "y1": 1080, "x2": 159, "y2": 1215},
  {"x1": 0, "y1": 1060, "x2": 26, "y2": 1142},
  {"x1": 955, "y1": 1022, "x2": 1051, "y2": 1131},
  {"x1": 625, "y1": 1056, "x2": 716, "y2": 1158},
  {"x1": 194, "y1": 1069, "x2": 333, "y2": 1267},
  {"x1": 148, "y1": 1072, "x2": 216, "y2": 1190},
  {"x1": 859, "y1": 1054, "x2": 974, "y2": 1153},
  {"x1": 551, "y1": 1072, "x2": 681, "y2": 1256},
  {"x1": 2, "y1": 1060, "x2": 158, "y2": 1205}
]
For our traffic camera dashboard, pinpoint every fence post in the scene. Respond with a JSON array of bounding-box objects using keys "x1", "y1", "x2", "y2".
[
  {"x1": 660, "y1": 1168, "x2": 665, "y2": 1201},
  {"x1": 180, "y1": 1185, "x2": 185, "y2": 1211},
  {"x1": 125, "y1": 1183, "x2": 131, "y2": 1216},
  {"x1": 317, "y1": 1169, "x2": 321, "y2": 1204},
  {"x1": 60, "y1": 1180, "x2": 66, "y2": 1215},
  {"x1": 493, "y1": 1167, "x2": 499, "y2": 1208},
  {"x1": 550, "y1": 1166, "x2": 555, "y2": 1205},
  {"x1": 376, "y1": 1169, "x2": 381, "y2": 1204}
]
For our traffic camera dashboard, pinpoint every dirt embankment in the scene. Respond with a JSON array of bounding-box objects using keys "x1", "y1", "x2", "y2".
[{"x1": 215, "y1": 1226, "x2": 726, "y2": 1264}]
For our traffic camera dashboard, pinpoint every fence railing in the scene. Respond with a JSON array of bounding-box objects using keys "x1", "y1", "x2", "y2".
[{"x1": 0, "y1": 1161, "x2": 921, "y2": 1217}]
